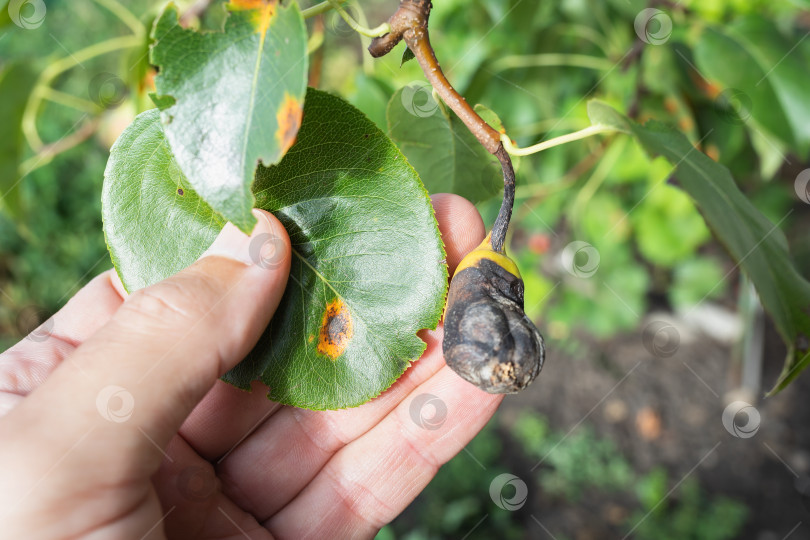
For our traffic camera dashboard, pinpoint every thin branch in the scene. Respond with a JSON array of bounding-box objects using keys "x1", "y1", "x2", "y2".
[
  {"x1": 39, "y1": 35, "x2": 142, "y2": 82},
  {"x1": 347, "y1": 0, "x2": 376, "y2": 73},
  {"x1": 570, "y1": 136, "x2": 625, "y2": 235},
  {"x1": 307, "y1": 17, "x2": 325, "y2": 54},
  {"x1": 22, "y1": 35, "x2": 141, "y2": 151},
  {"x1": 18, "y1": 118, "x2": 100, "y2": 177},
  {"x1": 302, "y1": 0, "x2": 349, "y2": 19},
  {"x1": 327, "y1": 0, "x2": 390, "y2": 37},
  {"x1": 515, "y1": 143, "x2": 605, "y2": 203},
  {"x1": 491, "y1": 53, "x2": 615, "y2": 73},
  {"x1": 308, "y1": 15, "x2": 325, "y2": 86},
  {"x1": 91, "y1": 0, "x2": 145, "y2": 35},
  {"x1": 40, "y1": 87, "x2": 102, "y2": 114},
  {"x1": 501, "y1": 125, "x2": 617, "y2": 157}
]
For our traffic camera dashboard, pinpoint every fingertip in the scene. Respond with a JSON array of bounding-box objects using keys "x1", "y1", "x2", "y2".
[
  {"x1": 199, "y1": 209, "x2": 291, "y2": 271},
  {"x1": 106, "y1": 269, "x2": 128, "y2": 299},
  {"x1": 429, "y1": 193, "x2": 486, "y2": 275},
  {"x1": 251, "y1": 209, "x2": 292, "y2": 266}
]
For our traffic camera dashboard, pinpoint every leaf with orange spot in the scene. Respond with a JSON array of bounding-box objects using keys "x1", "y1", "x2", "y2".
[
  {"x1": 276, "y1": 93, "x2": 303, "y2": 156},
  {"x1": 102, "y1": 90, "x2": 447, "y2": 410},
  {"x1": 316, "y1": 298, "x2": 354, "y2": 360},
  {"x1": 150, "y1": 1, "x2": 307, "y2": 233}
]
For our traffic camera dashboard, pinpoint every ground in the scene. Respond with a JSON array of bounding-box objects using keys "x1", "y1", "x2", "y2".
[{"x1": 492, "y1": 316, "x2": 810, "y2": 539}]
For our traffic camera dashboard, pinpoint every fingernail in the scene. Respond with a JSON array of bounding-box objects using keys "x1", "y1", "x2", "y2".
[{"x1": 200, "y1": 210, "x2": 283, "y2": 268}]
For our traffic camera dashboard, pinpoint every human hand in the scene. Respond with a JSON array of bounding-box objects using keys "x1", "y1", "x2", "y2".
[{"x1": 0, "y1": 194, "x2": 501, "y2": 539}]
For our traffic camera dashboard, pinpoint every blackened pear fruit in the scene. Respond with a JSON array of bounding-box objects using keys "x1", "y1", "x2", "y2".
[{"x1": 442, "y1": 237, "x2": 545, "y2": 393}]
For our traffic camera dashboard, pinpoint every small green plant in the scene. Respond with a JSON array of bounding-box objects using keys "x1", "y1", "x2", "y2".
[
  {"x1": 627, "y1": 468, "x2": 748, "y2": 540},
  {"x1": 379, "y1": 420, "x2": 523, "y2": 540},
  {"x1": 510, "y1": 412, "x2": 748, "y2": 539},
  {"x1": 512, "y1": 412, "x2": 632, "y2": 500}
]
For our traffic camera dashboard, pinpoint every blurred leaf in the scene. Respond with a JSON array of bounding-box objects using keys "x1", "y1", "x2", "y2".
[
  {"x1": 588, "y1": 100, "x2": 810, "y2": 393},
  {"x1": 387, "y1": 87, "x2": 502, "y2": 203},
  {"x1": 582, "y1": 191, "x2": 632, "y2": 246},
  {"x1": 374, "y1": 526, "x2": 395, "y2": 540},
  {"x1": 474, "y1": 103, "x2": 505, "y2": 133},
  {"x1": 150, "y1": 1, "x2": 308, "y2": 233},
  {"x1": 551, "y1": 262, "x2": 647, "y2": 338},
  {"x1": 103, "y1": 90, "x2": 447, "y2": 410},
  {"x1": 672, "y1": 257, "x2": 726, "y2": 310},
  {"x1": 400, "y1": 45, "x2": 415, "y2": 66},
  {"x1": 199, "y1": 0, "x2": 229, "y2": 31},
  {"x1": 517, "y1": 257, "x2": 555, "y2": 321},
  {"x1": 694, "y1": 21, "x2": 810, "y2": 156},
  {"x1": 749, "y1": 128, "x2": 787, "y2": 180},
  {"x1": 727, "y1": 17, "x2": 810, "y2": 157},
  {"x1": 635, "y1": 468, "x2": 668, "y2": 511},
  {"x1": 633, "y1": 184, "x2": 710, "y2": 267},
  {"x1": 641, "y1": 45, "x2": 682, "y2": 95},
  {"x1": 123, "y1": 14, "x2": 155, "y2": 101},
  {"x1": 346, "y1": 72, "x2": 394, "y2": 131},
  {"x1": 694, "y1": 104, "x2": 751, "y2": 175},
  {"x1": 0, "y1": 0, "x2": 11, "y2": 30},
  {"x1": 0, "y1": 62, "x2": 39, "y2": 216}
]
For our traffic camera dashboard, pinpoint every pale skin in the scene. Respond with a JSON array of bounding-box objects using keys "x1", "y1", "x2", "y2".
[{"x1": 0, "y1": 194, "x2": 501, "y2": 540}]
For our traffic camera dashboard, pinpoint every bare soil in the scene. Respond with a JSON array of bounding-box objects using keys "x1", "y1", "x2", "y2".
[{"x1": 496, "y1": 318, "x2": 810, "y2": 540}]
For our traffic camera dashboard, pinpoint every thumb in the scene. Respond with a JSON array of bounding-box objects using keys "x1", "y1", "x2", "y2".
[{"x1": 3, "y1": 209, "x2": 290, "y2": 460}]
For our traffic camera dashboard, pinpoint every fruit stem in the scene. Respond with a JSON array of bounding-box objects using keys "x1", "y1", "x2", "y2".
[{"x1": 368, "y1": 0, "x2": 516, "y2": 252}]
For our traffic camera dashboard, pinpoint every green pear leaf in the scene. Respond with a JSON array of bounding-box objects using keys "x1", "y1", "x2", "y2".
[
  {"x1": 0, "y1": 63, "x2": 39, "y2": 216},
  {"x1": 103, "y1": 89, "x2": 447, "y2": 410},
  {"x1": 387, "y1": 86, "x2": 503, "y2": 204},
  {"x1": 150, "y1": 0, "x2": 308, "y2": 233}
]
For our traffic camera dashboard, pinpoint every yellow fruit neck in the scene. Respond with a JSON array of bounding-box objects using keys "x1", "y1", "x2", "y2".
[{"x1": 454, "y1": 235, "x2": 521, "y2": 278}]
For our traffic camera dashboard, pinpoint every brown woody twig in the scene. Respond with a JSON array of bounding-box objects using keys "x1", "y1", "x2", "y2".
[{"x1": 369, "y1": 0, "x2": 515, "y2": 252}]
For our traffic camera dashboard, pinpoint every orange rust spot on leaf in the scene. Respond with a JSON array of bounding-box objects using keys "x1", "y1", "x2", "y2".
[
  {"x1": 230, "y1": 0, "x2": 276, "y2": 35},
  {"x1": 317, "y1": 298, "x2": 353, "y2": 360},
  {"x1": 276, "y1": 93, "x2": 303, "y2": 155}
]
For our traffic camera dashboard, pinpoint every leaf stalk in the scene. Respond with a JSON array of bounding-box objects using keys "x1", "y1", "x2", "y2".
[{"x1": 501, "y1": 125, "x2": 616, "y2": 157}]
